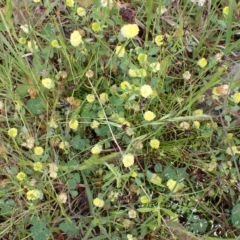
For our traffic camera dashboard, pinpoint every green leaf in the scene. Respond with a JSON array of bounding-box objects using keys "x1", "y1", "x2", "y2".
[
  {"x1": 71, "y1": 135, "x2": 89, "y2": 150},
  {"x1": 59, "y1": 221, "x2": 77, "y2": 237},
  {"x1": 137, "y1": 208, "x2": 154, "y2": 213},
  {"x1": 231, "y1": 204, "x2": 240, "y2": 229},
  {"x1": 188, "y1": 218, "x2": 208, "y2": 234},
  {"x1": 26, "y1": 97, "x2": 45, "y2": 115}
]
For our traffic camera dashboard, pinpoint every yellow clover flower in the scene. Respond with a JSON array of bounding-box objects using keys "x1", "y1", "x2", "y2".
[
  {"x1": 16, "y1": 172, "x2": 26, "y2": 181},
  {"x1": 66, "y1": 0, "x2": 74, "y2": 7},
  {"x1": 33, "y1": 162, "x2": 43, "y2": 171},
  {"x1": 128, "y1": 68, "x2": 147, "y2": 78},
  {"x1": 120, "y1": 81, "x2": 131, "y2": 90},
  {"x1": 155, "y1": 35, "x2": 164, "y2": 46},
  {"x1": 93, "y1": 197, "x2": 104, "y2": 207},
  {"x1": 91, "y1": 144, "x2": 102, "y2": 154},
  {"x1": 122, "y1": 153, "x2": 134, "y2": 167},
  {"x1": 8, "y1": 128, "x2": 18, "y2": 138},
  {"x1": 193, "y1": 121, "x2": 200, "y2": 129},
  {"x1": 115, "y1": 45, "x2": 125, "y2": 58},
  {"x1": 120, "y1": 24, "x2": 139, "y2": 39},
  {"x1": 59, "y1": 141, "x2": 70, "y2": 150},
  {"x1": 223, "y1": 6, "x2": 229, "y2": 16},
  {"x1": 69, "y1": 120, "x2": 79, "y2": 130},
  {"x1": 149, "y1": 62, "x2": 161, "y2": 72},
  {"x1": 193, "y1": 109, "x2": 203, "y2": 115},
  {"x1": 42, "y1": 78, "x2": 54, "y2": 89},
  {"x1": 197, "y1": 58, "x2": 208, "y2": 68},
  {"x1": 137, "y1": 53, "x2": 147, "y2": 63},
  {"x1": 231, "y1": 92, "x2": 240, "y2": 104},
  {"x1": 167, "y1": 179, "x2": 184, "y2": 192},
  {"x1": 140, "y1": 196, "x2": 149, "y2": 204},
  {"x1": 51, "y1": 40, "x2": 61, "y2": 48},
  {"x1": 128, "y1": 209, "x2": 137, "y2": 219},
  {"x1": 100, "y1": 93, "x2": 109, "y2": 103},
  {"x1": 19, "y1": 37, "x2": 26, "y2": 44},
  {"x1": 86, "y1": 94, "x2": 95, "y2": 103},
  {"x1": 90, "y1": 120, "x2": 100, "y2": 129},
  {"x1": 150, "y1": 139, "x2": 160, "y2": 149},
  {"x1": 182, "y1": 71, "x2": 191, "y2": 80},
  {"x1": 226, "y1": 146, "x2": 240, "y2": 156},
  {"x1": 26, "y1": 189, "x2": 41, "y2": 200},
  {"x1": 77, "y1": 7, "x2": 86, "y2": 16},
  {"x1": 70, "y1": 30, "x2": 83, "y2": 47},
  {"x1": 212, "y1": 84, "x2": 229, "y2": 96},
  {"x1": 140, "y1": 84, "x2": 153, "y2": 98},
  {"x1": 143, "y1": 111, "x2": 156, "y2": 121},
  {"x1": 34, "y1": 146, "x2": 44, "y2": 155},
  {"x1": 58, "y1": 192, "x2": 67, "y2": 203},
  {"x1": 91, "y1": 22, "x2": 102, "y2": 32}
]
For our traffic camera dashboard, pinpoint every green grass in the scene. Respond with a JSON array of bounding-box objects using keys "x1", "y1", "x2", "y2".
[{"x1": 0, "y1": 0, "x2": 240, "y2": 239}]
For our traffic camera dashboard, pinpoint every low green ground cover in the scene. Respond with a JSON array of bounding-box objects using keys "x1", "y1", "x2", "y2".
[{"x1": 0, "y1": 0, "x2": 239, "y2": 239}]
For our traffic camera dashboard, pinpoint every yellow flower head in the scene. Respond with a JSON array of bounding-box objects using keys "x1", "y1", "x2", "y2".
[
  {"x1": 226, "y1": 146, "x2": 240, "y2": 156},
  {"x1": 140, "y1": 85, "x2": 153, "y2": 98},
  {"x1": 143, "y1": 111, "x2": 156, "y2": 121},
  {"x1": 149, "y1": 62, "x2": 161, "y2": 72},
  {"x1": 100, "y1": 92, "x2": 109, "y2": 103},
  {"x1": 120, "y1": 81, "x2": 131, "y2": 90},
  {"x1": 34, "y1": 146, "x2": 44, "y2": 156},
  {"x1": 19, "y1": 37, "x2": 26, "y2": 44},
  {"x1": 93, "y1": 197, "x2": 104, "y2": 207},
  {"x1": 150, "y1": 173, "x2": 162, "y2": 185},
  {"x1": 179, "y1": 121, "x2": 190, "y2": 130},
  {"x1": 26, "y1": 189, "x2": 42, "y2": 200},
  {"x1": 42, "y1": 78, "x2": 54, "y2": 89},
  {"x1": 33, "y1": 162, "x2": 43, "y2": 171},
  {"x1": 51, "y1": 40, "x2": 61, "y2": 48},
  {"x1": 70, "y1": 30, "x2": 83, "y2": 47},
  {"x1": 77, "y1": 7, "x2": 86, "y2": 16},
  {"x1": 66, "y1": 0, "x2": 74, "y2": 7},
  {"x1": 121, "y1": 24, "x2": 139, "y2": 39},
  {"x1": 69, "y1": 120, "x2": 79, "y2": 130},
  {"x1": 50, "y1": 171, "x2": 57, "y2": 178},
  {"x1": 128, "y1": 68, "x2": 147, "y2": 78},
  {"x1": 59, "y1": 141, "x2": 70, "y2": 150},
  {"x1": 212, "y1": 84, "x2": 229, "y2": 96},
  {"x1": 193, "y1": 109, "x2": 203, "y2": 115},
  {"x1": 155, "y1": 35, "x2": 164, "y2": 46},
  {"x1": 131, "y1": 171, "x2": 138, "y2": 178},
  {"x1": 197, "y1": 58, "x2": 208, "y2": 68},
  {"x1": 58, "y1": 192, "x2": 67, "y2": 203},
  {"x1": 167, "y1": 179, "x2": 184, "y2": 192},
  {"x1": 91, "y1": 144, "x2": 102, "y2": 154},
  {"x1": 16, "y1": 172, "x2": 26, "y2": 181},
  {"x1": 122, "y1": 153, "x2": 134, "y2": 167},
  {"x1": 8, "y1": 128, "x2": 18, "y2": 138},
  {"x1": 182, "y1": 71, "x2": 191, "y2": 80},
  {"x1": 98, "y1": 110, "x2": 105, "y2": 118},
  {"x1": 128, "y1": 209, "x2": 137, "y2": 219},
  {"x1": 231, "y1": 92, "x2": 240, "y2": 104},
  {"x1": 86, "y1": 94, "x2": 95, "y2": 103},
  {"x1": 193, "y1": 121, "x2": 200, "y2": 129},
  {"x1": 223, "y1": 6, "x2": 229, "y2": 16},
  {"x1": 91, "y1": 22, "x2": 102, "y2": 32},
  {"x1": 115, "y1": 45, "x2": 125, "y2": 58},
  {"x1": 150, "y1": 139, "x2": 160, "y2": 149},
  {"x1": 140, "y1": 195, "x2": 149, "y2": 204},
  {"x1": 27, "y1": 40, "x2": 38, "y2": 52},
  {"x1": 137, "y1": 53, "x2": 147, "y2": 63},
  {"x1": 90, "y1": 120, "x2": 100, "y2": 129}
]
